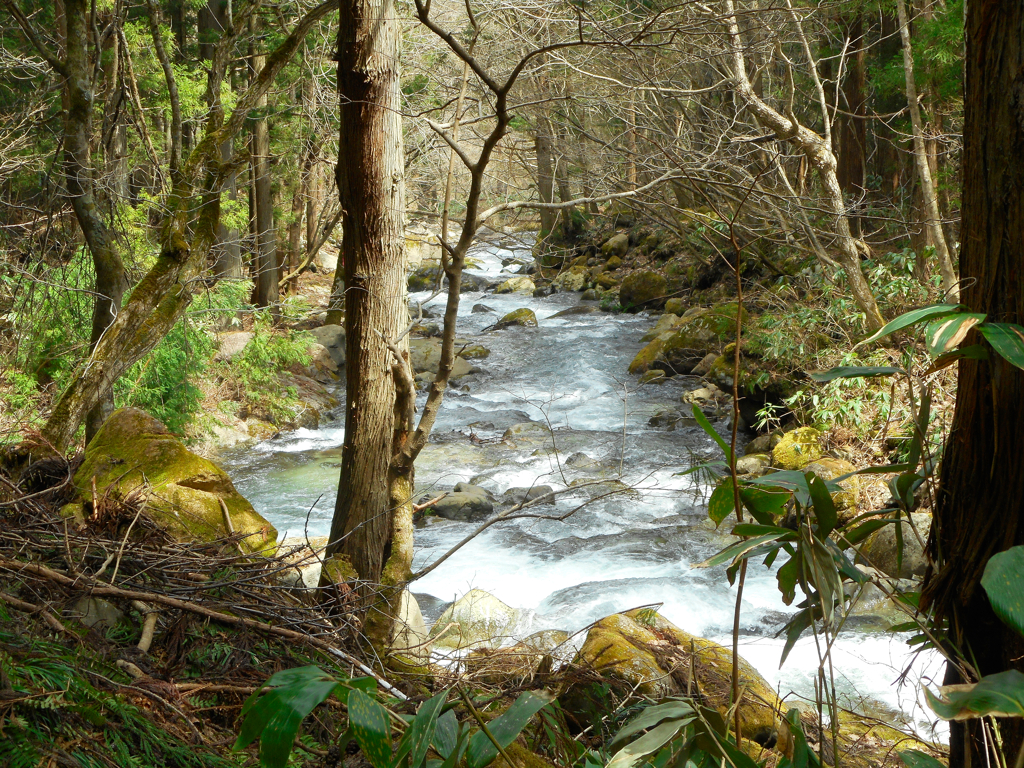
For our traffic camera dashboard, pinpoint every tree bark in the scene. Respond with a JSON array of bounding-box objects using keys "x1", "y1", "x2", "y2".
[
  {"x1": 324, "y1": 0, "x2": 412, "y2": 638},
  {"x1": 534, "y1": 116, "x2": 556, "y2": 238},
  {"x1": 922, "y1": 1, "x2": 1024, "y2": 765},
  {"x1": 895, "y1": 0, "x2": 958, "y2": 300},
  {"x1": 249, "y1": 16, "x2": 278, "y2": 314},
  {"x1": 836, "y1": 13, "x2": 866, "y2": 238}
]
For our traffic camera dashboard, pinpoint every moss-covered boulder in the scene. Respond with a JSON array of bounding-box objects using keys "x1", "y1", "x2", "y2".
[
  {"x1": 601, "y1": 233, "x2": 629, "y2": 257},
  {"x1": 492, "y1": 308, "x2": 538, "y2": 330},
  {"x1": 771, "y1": 427, "x2": 823, "y2": 470},
  {"x1": 566, "y1": 610, "x2": 779, "y2": 746},
  {"x1": 640, "y1": 313, "x2": 683, "y2": 343},
  {"x1": 859, "y1": 512, "x2": 931, "y2": 578},
  {"x1": 659, "y1": 303, "x2": 749, "y2": 374},
  {"x1": 629, "y1": 336, "x2": 666, "y2": 375},
  {"x1": 495, "y1": 276, "x2": 536, "y2": 295},
  {"x1": 664, "y1": 297, "x2": 686, "y2": 316},
  {"x1": 803, "y1": 457, "x2": 860, "y2": 520},
  {"x1": 605, "y1": 254, "x2": 623, "y2": 270},
  {"x1": 619, "y1": 270, "x2": 668, "y2": 311},
  {"x1": 552, "y1": 270, "x2": 587, "y2": 292},
  {"x1": 428, "y1": 588, "x2": 520, "y2": 650},
  {"x1": 73, "y1": 408, "x2": 276, "y2": 554}
]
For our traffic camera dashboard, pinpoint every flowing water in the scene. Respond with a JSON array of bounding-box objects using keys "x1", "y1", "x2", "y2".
[{"x1": 218, "y1": 233, "x2": 945, "y2": 741}]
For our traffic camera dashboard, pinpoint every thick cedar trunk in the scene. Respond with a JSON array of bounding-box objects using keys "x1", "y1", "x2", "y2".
[
  {"x1": 923, "y1": 1, "x2": 1024, "y2": 765},
  {"x1": 325, "y1": 0, "x2": 411, "y2": 608},
  {"x1": 250, "y1": 19, "x2": 278, "y2": 313}
]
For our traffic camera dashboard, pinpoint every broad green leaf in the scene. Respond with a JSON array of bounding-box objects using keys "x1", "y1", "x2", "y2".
[
  {"x1": 898, "y1": 749, "x2": 947, "y2": 768},
  {"x1": 432, "y1": 710, "x2": 458, "y2": 759},
  {"x1": 349, "y1": 688, "x2": 393, "y2": 768},
  {"x1": 981, "y1": 323, "x2": 1024, "y2": 370},
  {"x1": 924, "y1": 313, "x2": 986, "y2": 356},
  {"x1": 609, "y1": 699, "x2": 695, "y2": 749},
  {"x1": 776, "y1": 555, "x2": 802, "y2": 605},
  {"x1": 809, "y1": 366, "x2": 903, "y2": 382},
  {"x1": 777, "y1": 709, "x2": 821, "y2": 768},
  {"x1": 779, "y1": 608, "x2": 813, "y2": 667},
  {"x1": 698, "y1": 532, "x2": 792, "y2": 569},
  {"x1": 981, "y1": 546, "x2": 1024, "y2": 639},
  {"x1": 708, "y1": 478, "x2": 736, "y2": 527},
  {"x1": 606, "y1": 719, "x2": 690, "y2": 768},
  {"x1": 925, "y1": 670, "x2": 1024, "y2": 720},
  {"x1": 856, "y1": 304, "x2": 963, "y2": 347},
  {"x1": 807, "y1": 474, "x2": 837, "y2": 537},
  {"x1": 838, "y1": 518, "x2": 893, "y2": 550},
  {"x1": 234, "y1": 667, "x2": 343, "y2": 768},
  {"x1": 731, "y1": 523, "x2": 792, "y2": 537},
  {"x1": 692, "y1": 403, "x2": 732, "y2": 464},
  {"x1": 465, "y1": 691, "x2": 554, "y2": 768},
  {"x1": 739, "y1": 485, "x2": 790, "y2": 524},
  {"x1": 925, "y1": 344, "x2": 989, "y2": 374},
  {"x1": 409, "y1": 691, "x2": 447, "y2": 768}
]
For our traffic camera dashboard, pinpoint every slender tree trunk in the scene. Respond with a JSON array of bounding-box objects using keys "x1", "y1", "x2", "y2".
[
  {"x1": 923, "y1": 1, "x2": 1024, "y2": 765},
  {"x1": 249, "y1": 16, "x2": 278, "y2": 314},
  {"x1": 895, "y1": 0, "x2": 958, "y2": 300},
  {"x1": 723, "y1": 0, "x2": 884, "y2": 332},
  {"x1": 323, "y1": 0, "x2": 412, "y2": 648},
  {"x1": 534, "y1": 116, "x2": 556, "y2": 238},
  {"x1": 836, "y1": 13, "x2": 866, "y2": 238}
]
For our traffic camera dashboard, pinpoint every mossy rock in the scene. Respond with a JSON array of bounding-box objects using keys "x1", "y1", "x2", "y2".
[
  {"x1": 495, "y1": 276, "x2": 536, "y2": 294},
  {"x1": 568, "y1": 610, "x2": 779, "y2": 746},
  {"x1": 601, "y1": 233, "x2": 629, "y2": 257},
  {"x1": 803, "y1": 457, "x2": 860, "y2": 520},
  {"x1": 659, "y1": 303, "x2": 749, "y2": 374},
  {"x1": 459, "y1": 344, "x2": 491, "y2": 360},
  {"x1": 492, "y1": 308, "x2": 538, "y2": 330},
  {"x1": 771, "y1": 427, "x2": 823, "y2": 470},
  {"x1": 594, "y1": 273, "x2": 620, "y2": 290},
  {"x1": 640, "y1": 313, "x2": 683, "y2": 343},
  {"x1": 74, "y1": 408, "x2": 276, "y2": 554},
  {"x1": 664, "y1": 297, "x2": 686, "y2": 316},
  {"x1": 605, "y1": 255, "x2": 623, "y2": 270},
  {"x1": 429, "y1": 588, "x2": 520, "y2": 650},
  {"x1": 619, "y1": 270, "x2": 668, "y2": 311},
  {"x1": 859, "y1": 512, "x2": 931, "y2": 578},
  {"x1": 629, "y1": 336, "x2": 666, "y2": 375}
]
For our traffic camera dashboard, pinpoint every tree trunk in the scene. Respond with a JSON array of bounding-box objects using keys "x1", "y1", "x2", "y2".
[
  {"x1": 836, "y1": 13, "x2": 866, "y2": 238},
  {"x1": 895, "y1": 0, "x2": 958, "y2": 300},
  {"x1": 534, "y1": 116, "x2": 556, "y2": 238},
  {"x1": 250, "y1": 16, "x2": 278, "y2": 313},
  {"x1": 922, "y1": 1, "x2": 1024, "y2": 765},
  {"x1": 323, "y1": 0, "x2": 412, "y2": 648}
]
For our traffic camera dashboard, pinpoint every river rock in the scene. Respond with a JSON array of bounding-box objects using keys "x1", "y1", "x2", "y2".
[
  {"x1": 550, "y1": 305, "x2": 599, "y2": 318},
  {"x1": 601, "y1": 233, "x2": 629, "y2": 257},
  {"x1": 735, "y1": 453, "x2": 771, "y2": 477},
  {"x1": 605, "y1": 254, "x2": 623, "y2": 270},
  {"x1": 771, "y1": 427, "x2": 823, "y2": 470},
  {"x1": 495, "y1": 276, "x2": 536, "y2": 294},
  {"x1": 429, "y1": 588, "x2": 520, "y2": 650},
  {"x1": 72, "y1": 408, "x2": 276, "y2": 554},
  {"x1": 427, "y1": 483, "x2": 495, "y2": 522},
  {"x1": 408, "y1": 263, "x2": 442, "y2": 292},
  {"x1": 502, "y1": 421, "x2": 551, "y2": 442},
  {"x1": 460, "y1": 344, "x2": 490, "y2": 360},
  {"x1": 640, "y1": 313, "x2": 683, "y2": 343},
  {"x1": 309, "y1": 324, "x2": 346, "y2": 367},
  {"x1": 472, "y1": 303, "x2": 495, "y2": 313},
  {"x1": 214, "y1": 331, "x2": 253, "y2": 362},
  {"x1": 745, "y1": 432, "x2": 782, "y2": 455},
  {"x1": 859, "y1": 512, "x2": 931, "y2": 578},
  {"x1": 619, "y1": 270, "x2": 667, "y2": 311},
  {"x1": 639, "y1": 370, "x2": 666, "y2": 385},
  {"x1": 690, "y1": 351, "x2": 719, "y2": 377},
  {"x1": 552, "y1": 269, "x2": 587, "y2": 292},
  {"x1": 566, "y1": 452, "x2": 599, "y2": 468},
  {"x1": 461, "y1": 273, "x2": 491, "y2": 292},
  {"x1": 409, "y1": 338, "x2": 477, "y2": 379},
  {"x1": 664, "y1": 297, "x2": 686, "y2": 315},
  {"x1": 72, "y1": 597, "x2": 124, "y2": 631},
  {"x1": 492, "y1": 308, "x2": 538, "y2": 330},
  {"x1": 803, "y1": 457, "x2": 860, "y2": 519},
  {"x1": 563, "y1": 609, "x2": 779, "y2": 746},
  {"x1": 503, "y1": 485, "x2": 554, "y2": 505},
  {"x1": 628, "y1": 336, "x2": 666, "y2": 375},
  {"x1": 390, "y1": 590, "x2": 430, "y2": 663}
]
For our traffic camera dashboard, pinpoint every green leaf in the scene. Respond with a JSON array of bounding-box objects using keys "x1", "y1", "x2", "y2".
[
  {"x1": 692, "y1": 403, "x2": 732, "y2": 464},
  {"x1": 708, "y1": 478, "x2": 736, "y2": 527},
  {"x1": 926, "y1": 344, "x2": 989, "y2": 373},
  {"x1": 839, "y1": 518, "x2": 893, "y2": 550},
  {"x1": 731, "y1": 523, "x2": 792, "y2": 537},
  {"x1": 739, "y1": 485, "x2": 791, "y2": 524},
  {"x1": 898, "y1": 749, "x2": 947, "y2": 768},
  {"x1": 981, "y1": 323, "x2": 1024, "y2": 370},
  {"x1": 809, "y1": 366, "x2": 903, "y2": 382},
  {"x1": 606, "y1": 719, "x2": 690, "y2": 768},
  {"x1": 779, "y1": 608, "x2": 813, "y2": 667},
  {"x1": 409, "y1": 691, "x2": 447, "y2": 768},
  {"x1": 432, "y1": 711, "x2": 458, "y2": 759},
  {"x1": 698, "y1": 532, "x2": 793, "y2": 569},
  {"x1": 924, "y1": 313, "x2": 986, "y2": 356},
  {"x1": 981, "y1": 546, "x2": 1024, "y2": 639},
  {"x1": 855, "y1": 304, "x2": 963, "y2": 347},
  {"x1": 777, "y1": 709, "x2": 821, "y2": 768},
  {"x1": 465, "y1": 691, "x2": 554, "y2": 768},
  {"x1": 925, "y1": 670, "x2": 1024, "y2": 720},
  {"x1": 776, "y1": 554, "x2": 802, "y2": 605},
  {"x1": 609, "y1": 699, "x2": 695, "y2": 749},
  {"x1": 807, "y1": 474, "x2": 837, "y2": 537},
  {"x1": 234, "y1": 667, "x2": 343, "y2": 768},
  {"x1": 349, "y1": 688, "x2": 393, "y2": 768}
]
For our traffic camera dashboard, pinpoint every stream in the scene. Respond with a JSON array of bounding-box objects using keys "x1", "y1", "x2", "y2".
[{"x1": 218, "y1": 233, "x2": 945, "y2": 741}]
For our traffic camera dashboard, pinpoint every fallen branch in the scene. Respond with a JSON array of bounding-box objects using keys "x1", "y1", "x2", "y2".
[{"x1": 0, "y1": 591, "x2": 69, "y2": 635}]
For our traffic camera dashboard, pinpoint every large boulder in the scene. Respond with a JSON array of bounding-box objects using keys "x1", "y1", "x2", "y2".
[
  {"x1": 659, "y1": 303, "x2": 748, "y2": 374},
  {"x1": 640, "y1": 313, "x2": 683, "y2": 343},
  {"x1": 390, "y1": 590, "x2": 431, "y2": 664},
  {"x1": 426, "y1": 483, "x2": 495, "y2": 522},
  {"x1": 492, "y1": 308, "x2": 538, "y2": 330},
  {"x1": 601, "y1": 233, "x2": 629, "y2": 257},
  {"x1": 72, "y1": 409, "x2": 276, "y2": 554},
  {"x1": 495, "y1": 276, "x2": 536, "y2": 295},
  {"x1": 409, "y1": 338, "x2": 477, "y2": 379},
  {"x1": 628, "y1": 336, "x2": 667, "y2": 375},
  {"x1": 619, "y1": 270, "x2": 667, "y2": 311},
  {"x1": 214, "y1": 331, "x2": 253, "y2": 362},
  {"x1": 564, "y1": 609, "x2": 779, "y2": 747},
  {"x1": 552, "y1": 269, "x2": 587, "y2": 292},
  {"x1": 859, "y1": 512, "x2": 931, "y2": 578},
  {"x1": 771, "y1": 427, "x2": 823, "y2": 470},
  {"x1": 309, "y1": 324, "x2": 346, "y2": 368},
  {"x1": 428, "y1": 588, "x2": 520, "y2": 650}
]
